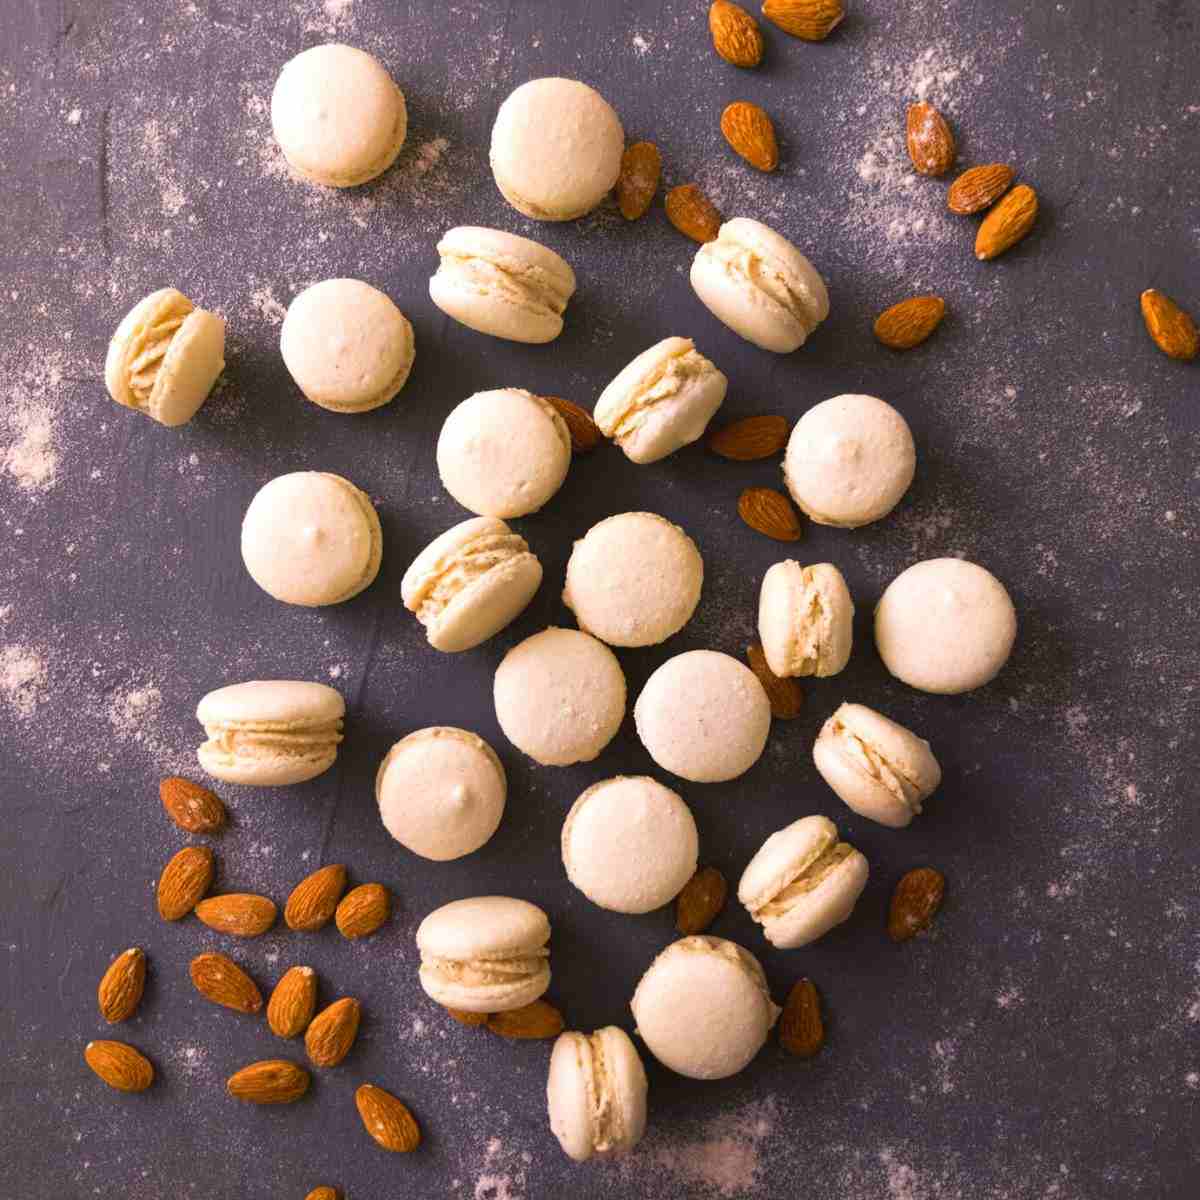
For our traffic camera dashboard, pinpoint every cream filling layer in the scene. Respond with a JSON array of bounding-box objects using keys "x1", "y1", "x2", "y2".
[
  {"x1": 201, "y1": 720, "x2": 344, "y2": 763},
  {"x1": 754, "y1": 842, "x2": 855, "y2": 920},
  {"x1": 126, "y1": 296, "x2": 193, "y2": 408},
  {"x1": 438, "y1": 252, "x2": 571, "y2": 318},
  {"x1": 830, "y1": 718, "x2": 925, "y2": 813},
  {"x1": 422, "y1": 949, "x2": 548, "y2": 989},
  {"x1": 583, "y1": 1032, "x2": 624, "y2": 1152}
]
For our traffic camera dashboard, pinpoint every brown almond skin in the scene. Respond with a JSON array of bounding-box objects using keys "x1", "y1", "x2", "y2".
[
  {"x1": 305, "y1": 997, "x2": 362, "y2": 1068},
  {"x1": 746, "y1": 642, "x2": 805, "y2": 719},
  {"x1": 335, "y1": 883, "x2": 390, "y2": 940},
  {"x1": 975, "y1": 185, "x2": 1038, "y2": 260},
  {"x1": 226, "y1": 1059, "x2": 310, "y2": 1104},
  {"x1": 159, "y1": 776, "x2": 226, "y2": 834},
  {"x1": 190, "y1": 952, "x2": 263, "y2": 1014},
  {"x1": 1141, "y1": 288, "x2": 1199, "y2": 361},
  {"x1": 947, "y1": 163, "x2": 1014, "y2": 215},
  {"x1": 874, "y1": 296, "x2": 947, "y2": 351},
  {"x1": 305, "y1": 1190, "x2": 340, "y2": 1200},
  {"x1": 85, "y1": 1040, "x2": 154, "y2": 1093},
  {"x1": 284, "y1": 864, "x2": 347, "y2": 931},
  {"x1": 615, "y1": 141, "x2": 661, "y2": 222},
  {"x1": 485, "y1": 1000, "x2": 565, "y2": 1040},
  {"x1": 97, "y1": 947, "x2": 146, "y2": 1024},
  {"x1": 355, "y1": 1084, "x2": 421, "y2": 1152},
  {"x1": 665, "y1": 184, "x2": 722, "y2": 244},
  {"x1": 738, "y1": 487, "x2": 803, "y2": 542},
  {"x1": 708, "y1": 415, "x2": 789, "y2": 461},
  {"x1": 779, "y1": 978, "x2": 824, "y2": 1057},
  {"x1": 675, "y1": 866, "x2": 728, "y2": 934},
  {"x1": 268, "y1": 965, "x2": 318, "y2": 1038},
  {"x1": 906, "y1": 102, "x2": 955, "y2": 177},
  {"x1": 157, "y1": 845, "x2": 215, "y2": 921},
  {"x1": 195, "y1": 892, "x2": 277, "y2": 937},
  {"x1": 762, "y1": 0, "x2": 844, "y2": 40},
  {"x1": 543, "y1": 395, "x2": 602, "y2": 453},
  {"x1": 720, "y1": 100, "x2": 779, "y2": 172},
  {"x1": 709, "y1": 0, "x2": 765, "y2": 67},
  {"x1": 888, "y1": 867, "x2": 947, "y2": 941},
  {"x1": 445, "y1": 1006, "x2": 489, "y2": 1027}
]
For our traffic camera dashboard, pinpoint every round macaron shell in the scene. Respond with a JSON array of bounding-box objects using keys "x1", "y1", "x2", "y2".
[
  {"x1": 547, "y1": 1032, "x2": 596, "y2": 1161},
  {"x1": 152, "y1": 308, "x2": 227, "y2": 426},
  {"x1": 196, "y1": 679, "x2": 345, "y2": 727}
]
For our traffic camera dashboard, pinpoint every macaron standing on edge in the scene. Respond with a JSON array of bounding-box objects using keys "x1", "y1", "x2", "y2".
[{"x1": 758, "y1": 560, "x2": 854, "y2": 678}]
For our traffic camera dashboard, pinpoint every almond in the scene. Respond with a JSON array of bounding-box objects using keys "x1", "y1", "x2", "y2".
[
  {"x1": 285, "y1": 864, "x2": 347, "y2": 931},
  {"x1": 85, "y1": 1039, "x2": 154, "y2": 1092},
  {"x1": 906, "y1": 102, "x2": 955, "y2": 177},
  {"x1": 737, "y1": 487, "x2": 803, "y2": 541},
  {"x1": 874, "y1": 295, "x2": 946, "y2": 350},
  {"x1": 947, "y1": 163, "x2": 1014, "y2": 215},
  {"x1": 157, "y1": 845, "x2": 215, "y2": 921},
  {"x1": 190, "y1": 951, "x2": 263, "y2": 1014},
  {"x1": 195, "y1": 892, "x2": 277, "y2": 937},
  {"x1": 761, "y1": 0, "x2": 844, "y2": 40},
  {"x1": 746, "y1": 642, "x2": 804, "y2": 719},
  {"x1": 675, "y1": 866, "x2": 728, "y2": 934},
  {"x1": 779, "y1": 978, "x2": 824, "y2": 1057},
  {"x1": 305, "y1": 1189, "x2": 340, "y2": 1200},
  {"x1": 888, "y1": 867, "x2": 946, "y2": 941},
  {"x1": 305, "y1": 997, "x2": 361, "y2": 1068},
  {"x1": 268, "y1": 965, "x2": 318, "y2": 1037},
  {"x1": 615, "y1": 141, "x2": 661, "y2": 221},
  {"x1": 709, "y1": 0, "x2": 764, "y2": 67},
  {"x1": 543, "y1": 394, "x2": 602, "y2": 453},
  {"x1": 707, "y1": 414, "x2": 790, "y2": 461},
  {"x1": 975, "y1": 184, "x2": 1038, "y2": 260},
  {"x1": 665, "y1": 183, "x2": 722, "y2": 244},
  {"x1": 1140, "y1": 288, "x2": 1199, "y2": 361},
  {"x1": 485, "y1": 1000, "x2": 565, "y2": 1040},
  {"x1": 720, "y1": 101, "x2": 779, "y2": 172},
  {"x1": 445, "y1": 1007, "x2": 489, "y2": 1027},
  {"x1": 355, "y1": 1083, "x2": 421, "y2": 1152},
  {"x1": 335, "y1": 883, "x2": 390, "y2": 940},
  {"x1": 97, "y1": 947, "x2": 146, "y2": 1024},
  {"x1": 227, "y1": 1059, "x2": 310, "y2": 1104},
  {"x1": 159, "y1": 775, "x2": 226, "y2": 834}
]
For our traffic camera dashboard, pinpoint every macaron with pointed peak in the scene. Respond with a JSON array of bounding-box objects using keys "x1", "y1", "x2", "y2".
[{"x1": 758, "y1": 560, "x2": 854, "y2": 678}]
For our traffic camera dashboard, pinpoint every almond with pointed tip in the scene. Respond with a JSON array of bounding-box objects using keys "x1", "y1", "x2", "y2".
[
  {"x1": 305, "y1": 997, "x2": 361, "y2": 1068},
  {"x1": 355, "y1": 1084, "x2": 421, "y2": 1152},
  {"x1": 675, "y1": 866, "x2": 729, "y2": 934},
  {"x1": 947, "y1": 163, "x2": 1014, "y2": 214},
  {"x1": 779, "y1": 978, "x2": 824, "y2": 1056},
  {"x1": 485, "y1": 1000, "x2": 565, "y2": 1040},
  {"x1": 615, "y1": 141, "x2": 661, "y2": 221},
  {"x1": 709, "y1": 0, "x2": 765, "y2": 67},
  {"x1": 906, "y1": 102, "x2": 955, "y2": 177},
  {"x1": 159, "y1": 775, "x2": 226, "y2": 834},
  {"x1": 761, "y1": 0, "x2": 844, "y2": 40},
  {"x1": 190, "y1": 951, "x2": 263, "y2": 1013},
  {"x1": 85, "y1": 1040, "x2": 154, "y2": 1092},
  {"x1": 874, "y1": 296, "x2": 946, "y2": 350},
  {"x1": 227, "y1": 1059, "x2": 310, "y2": 1104},
  {"x1": 285, "y1": 864, "x2": 347, "y2": 931},
  {"x1": 720, "y1": 101, "x2": 779, "y2": 172},
  {"x1": 738, "y1": 487, "x2": 803, "y2": 542},
  {"x1": 98, "y1": 947, "x2": 146, "y2": 1024},
  {"x1": 1140, "y1": 289, "x2": 1198, "y2": 361},
  {"x1": 975, "y1": 185, "x2": 1038, "y2": 260},
  {"x1": 665, "y1": 183, "x2": 722, "y2": 243},
  {"x1": 268, "y1": 965, "x2": 318, "y2": 1038},
  {"x1": 708, "y1": 414, "x2": 790, "y2": 460},
  {"x1": 157, "y1": 845, "x2": 215, "y2": 921},
  {"x1": 195, "y1": 892, "x2": 277, "y2": 937},
  {"x1": 335, "y1": 883, "x2": 390, "y2": 940},
  {"x1": 888, "y1": 867, "x2": 946, "y2": 941}
]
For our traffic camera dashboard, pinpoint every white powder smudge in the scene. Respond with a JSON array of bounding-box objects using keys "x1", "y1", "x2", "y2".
[
  {"x1": 472, "y1": 1137, "x2": 533, "y2": 1200},
  {"x1": 66, "y1": 106, "x2": 81, "y2": 125},
  {"x1": 248, "y1": 284, "x2": 288, "y2": 325},
  {"x1": 0, "y1": 644, "x2": 48, "y2": 717}
]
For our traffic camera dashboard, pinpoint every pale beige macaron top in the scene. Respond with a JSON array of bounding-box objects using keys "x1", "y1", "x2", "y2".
[
  {"x1": 104, "y1": 288, "x2": 225, "y2": 427},
  {"x1": 758, "y1": 560, "x2": 854, "y2": 678}
]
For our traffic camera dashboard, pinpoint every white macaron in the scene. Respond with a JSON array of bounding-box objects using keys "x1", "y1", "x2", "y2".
[{"x1": 758, "y1": 560, "x2": 854, "y2": 678}]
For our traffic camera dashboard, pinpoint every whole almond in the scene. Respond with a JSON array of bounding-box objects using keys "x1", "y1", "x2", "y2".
[
  {"x1": 737, "y1": 487, "x2": 803, "y2": 541},
  {"x1": 195, "y1": 892, "x2": 277, "y2": 937},
  {"x1": 227, "y1": 1059, "x2": 310, "y2": 1105},
  {"x1": 762, "y1": 0, "x2": 844, "y2": 40},
  {"x1": 285, "y1": 864, "x2": 347, "y2": 931},
  {"x1": 305, "y1": 1189, "x2": 340, "y2": 1200},
  {"x1": 98, "y1": 947, "x2": 146, "y2": 1024},
  {"x1": 355, "y1": 1083, "x2": 421, "y2": 1152},
  {"x1": 445, "y1": 1007, "x2": 489, "y2": 1027},
  {"x1": 305, "y1": 997, "x2": 361, "y2": 1068},
  {"x1": 675, "y1": 866, "x2": 728, "y2": 934},
  {"x1": 746, "y1": 642, "x2": 804, "y2": 719},
  {"x1": 906, "y1": 102, "x2": 955, "y2": 177},
  {"x1": 543, "y1": 395, "x2": 602, "y2": 453},
  {"x1": 665, "y1": 183, "x2": 722, "y2": 244},
  {"x1": 615, "y1": 141, "x2": 661, "y2": 221},
  {"x1": 335, "y1": 883, "x2": 390, "y2": 940},
  {"x1": 85, "y1": 1040, "x2": 154, "y2": 1093},
  {"x1": 708, "y1": 414, "x2": 790, "y2": 461},
  {"x1": 709, "y1": 0, "x2": 764, "y2": 67},
  {"x1": 159, "y1": 776, "x2": 226, "y2": 834},
  {"x1": 779, "y1": 978, "x2": 824, "y2": 1057},
  {"x1": 268, "y1": 965, "x2": 318, "y2": 1037},
  {"x1": 485, "y1": 1000, "x2": 565, "y2": 1040},
  {"x1": 1140, "y1": 288, "x2": 1199, "y2": 361},
  {"x1": 874, "y1": 296, "x2": 946, "y2": 350},
  {"x1": 888, "y1": 867, "x2": 946, "y2": 941},
  {"x1": 975, "y1": 184, "x2": 1038, "y2": 260},
  {"x1": 720, "y1": 101, "x2": 779, "y2": 172},
  {"x1": 157, "y1": 845, "x2": 215, "y2": 921},
  {"x1": 190, "y1": 952, "x2": 263, "y2": 1014},
  {"x1": 947, "y1": 163, "x2": 1014, "y2": 214}
]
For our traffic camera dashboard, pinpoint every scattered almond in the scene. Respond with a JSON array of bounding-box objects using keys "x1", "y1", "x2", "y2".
[
  {"x1": 485, "y1": 1000, "x2": 565, "y2": 1040},
  {"x1": 355, "y1": 1083, "x2": 421, "y2": 1152},
  {"x1": 737, "y1": 487, "x2": 803, "y2": 541},
  {"x1": 761, "y1": 0, "x2": 844, "y2": 40},
  {"x1": 159, "y1": 776, "x2": 226, "y2": 834},
  {"x1": 305, "y1": 997, "x2": 361, "y2": 1068},
  {"x1": 707, "y1": 414, "x2": 790, "y2": 461},
  {"x1": 227, "y1": 1059, "x2": 310, "y2": 1104},
  {"x1": 746, "y1": 642, "x2": 804, "y2": 719},
  {"x1": 445, "y1": 1007, "x2": 489, "y2": 1027},
  {"x1": 268, "y1": 965, "x2": 318, "y2": 1038},
  {"x1": 675, "y1": 866, "x2": 728, "y2": 934},
  {"x1": 975, "y1": 184, "x2": 1038, "y2": 260},
  {"x1": 665, "y1": 183, "x2": 722, "y2": 243},
  {"x1": 157, "y1": 845, "x2": 215, "y2": 921},
  {"x1": 888, "y1": 867, "x2": 946, "y2": 941},
  {"x1": 720, "y1": 101, "x2": 779, "y2": 172},
  {"x1": 615, "y1": 141, "x2": 661, "y2": 221},
  {"x1": 906, "y1": 102, "x2": 955, "y2": 177},
  {"x1": 1140, "y1": 288, "x2": 1199, "y2": 361},
  {"x1": 947, "y1": 163, "x2": 1014, "y2": 214},
  {"x1": 305, "y1": 1189, "x2": 340, "y2": 1200},
  {"x1": 709, "y1": 0, "x2": 764, "y2": 67},
  {"x1": 779, "y1": 978, "x2": 824, "y2": 1057},
  {"x1": 874, "y1": 295, "x2": 946, "y2": 350},
  {"x1": 190, "y1": 951, "x2": 263, "y2": 1014},
  {"x1": 543, "y1": 394, "x2": 602, "y2": 453},
  {"x1": 97, "y1": 947, "x2": 146, "y2": 1024},
  {"x1": 285, "y1": 864, "x2": 347, "y2": 932},
  {"x1": 195, "y1": 892, "x2": 277, "y2": 937},
  {"x1": 85, "y1": 1039, "x2": 154, "y2": 1093},
  {"x1": 335, "y1": 883, "x2": 390, "y2": 940}
]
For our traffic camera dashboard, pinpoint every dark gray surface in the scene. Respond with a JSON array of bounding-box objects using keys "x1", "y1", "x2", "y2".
[{"x1": 2, "y1": 0, "x2": 1198, "y2": 1195}]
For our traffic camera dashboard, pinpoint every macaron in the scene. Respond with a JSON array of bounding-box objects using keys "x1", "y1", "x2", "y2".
[
  {"x1": 241, "y1": 471, "x2": 382, "y2": 607},
  {"x1": 593, "y1": 337, "x2": 728, "y2": 464},
  {"x1": 635, "y1": 650, "x2": 770, "y2": 783},
  {"x1": 875, "y1": 558, "x2": 1017, "y2": 693},
  {"x1": 195, "y1": 680, "x2": 345, "y2": 786},
  {"x1": 737, "y1": 815, "x2": 869, "y2": 949},
  {"x1": 280, "y1": 278, "x2": 415, "y2": 413},
  {"x1": 563, "y1": 512, "x2": 703, "y2": 647},
  {"x1": 489, "y1": 77, "x2": 624, "y2": 220},
  {"x1": 547, "y1": 1026, "x2": 648, "y2": 1161},
  {"x1": 416, "y1": 896, "x2": 551, "y2": 1013},
  {"x1": 783, "y1": 394, "x2": 915, "y2": 528},
  {"x1": 758, "y1": 560, "x2": 854, "y2": 678},
  {"x1": 104, "y1": 287, "x2": 225, "y2": 427},
  {"x1": 375, "y1": 727, "x2": 506, "y2": 861},
  {"x1": 561, "y1": 776, "x2": 699, "y2": 914},
  {"x1": 630, "y1": 936, "x2": 779, "y2": 1080},
  {"x1": 689, "y1": 218, "x2": 829, "y2": 353},
  {"x1": 430, "y1": 226, "x2": 576, "y2": 343},
  {"x1": 270, "y1": 43, "x2": 407, "y2": 187},
  {"x1": 437, "y1": 389, "x2": 572, "y2": 518},
  {"x1": 494, "y1": 628, "x2": 626, "y2": 766},
  {"x1": 813, "y1": 702, "x2": 942, "y2": 828}
]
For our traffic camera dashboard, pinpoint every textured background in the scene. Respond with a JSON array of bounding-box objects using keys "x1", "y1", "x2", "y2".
[{"x1": 2, "y1": 0, "x2": 1198, "y2": 1196}]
